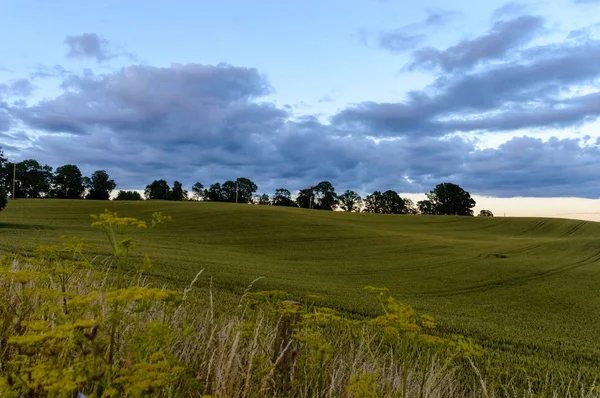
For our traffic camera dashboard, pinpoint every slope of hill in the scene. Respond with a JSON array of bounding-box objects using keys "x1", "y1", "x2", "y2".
[{"x1": 1, "y1": 199, "x2": 599, "y2": 376}]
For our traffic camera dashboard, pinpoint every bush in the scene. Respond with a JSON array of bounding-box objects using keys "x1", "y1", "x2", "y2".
[{"x1": 114, "y1": 190, "x2": 143, "y2": 201}]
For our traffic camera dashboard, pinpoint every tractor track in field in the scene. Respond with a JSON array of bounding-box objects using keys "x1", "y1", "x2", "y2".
[
  {"x1": 514, "y1": 220, "x2": 548, "y2": 236},
  {"x1": 560, "y1": 221, "x2": 587, "y2": 238},
  {"x1": 411, "y1": 249, "x2": 600, "y2": 298}
]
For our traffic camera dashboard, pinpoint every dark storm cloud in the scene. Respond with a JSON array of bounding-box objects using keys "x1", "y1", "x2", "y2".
[
  {"x1": 463, "y1": 136, "x2": 600, "y2": 197},
  {"x1": 334, "y1": 36, "x2": 600, "y2": 137},
  {"x1": 13, "y1": 63, "x2": 278, "y2": 137},
  {"x1": 6, "y1": 10, "x2": 600, "y2": 199},
  {"x1": 407, "y1": 15, "x2": 545, "y2": 71}
]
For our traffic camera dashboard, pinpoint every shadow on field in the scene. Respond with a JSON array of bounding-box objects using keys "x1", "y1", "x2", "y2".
[{"x1": 0, "y1": 223, "x2": 53, "y2": 230}]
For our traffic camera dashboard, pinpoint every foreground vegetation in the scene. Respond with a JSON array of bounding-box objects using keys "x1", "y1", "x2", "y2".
[
  {"x1": 0, "y1": 210, "x2": 486, "y2": 397},
  {"x1": 1, "y1": 200, "x2": 600, "y2": 395}
]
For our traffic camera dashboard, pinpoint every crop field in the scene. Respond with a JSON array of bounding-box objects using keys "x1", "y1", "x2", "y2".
[{"x1": 1, "y1": 199, "x2": 599, "y2": 380}]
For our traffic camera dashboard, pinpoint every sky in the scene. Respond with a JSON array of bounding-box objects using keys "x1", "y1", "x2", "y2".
[{"x1": 1, "y1": 0, "x2": 600, "y2": 219}]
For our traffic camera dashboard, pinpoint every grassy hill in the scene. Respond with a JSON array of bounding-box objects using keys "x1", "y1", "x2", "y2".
[{"x1": 1, "y1": 199, "x2": 599, "y2": 378}]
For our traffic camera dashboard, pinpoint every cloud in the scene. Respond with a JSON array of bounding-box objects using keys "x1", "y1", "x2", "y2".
[
  {"x1": 30, "y1": 65, "x2": 72, "y2": 80},
  {"x1": 334, "y1": 36, "x2": 600, "y2": 137},
  {"x1": 7, "y1": 61, "x2": 600, "y2": 199},
  {"x1": 463, "y1": 136, "x2": 600, "y2": 197},
  {"x1": 64, "y1": 33, "x2": 124, "y2": 62},
  {"x1": 0, "y1": 109, "x2": 10, "y2": 132},
  {"x1": 407, "y1": 14, "x2": 545, "y2": 71},
  {"x1": 5, "y1": 15, "x2": 600, "y2": 198},
  {"x1": 0, "y1": 79, "x2": 35, "y2": 98},
  {"x1": 376, "y1": 11, "x2": 457, "y2": 53}
]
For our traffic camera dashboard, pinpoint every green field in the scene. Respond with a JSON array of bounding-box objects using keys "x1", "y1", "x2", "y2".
[{"x1": 1, "y1": 199, "x2": 599, "y2": 379}]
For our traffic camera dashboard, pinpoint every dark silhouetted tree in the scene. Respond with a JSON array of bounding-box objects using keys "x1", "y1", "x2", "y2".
[
  {"x1": 219, "y1": 177, "x2": 258, "y2": 203},
  {"x1": 417, "y1": 200, "x2": 435, "y2": 215},
  {"x1": 0, "y1": 148, "x2": 6, "y2": 212},
  {"x1": 313, "y1": 181, "x2": 338, "y2": 210},
  {"x1": 84, "y1": 170, "x2": 116, "y2": 200},
  {"x1": 8, "y1": 159, "x2": 53, "y2": 198},
  {"x1": 52, "y1": 164, "x2": 85, "y2": 199},
  {"x1": 206, "y1": 183, "x2": 222, "y2": 202},
  {"x1": 426, "y1": 183, "x2": 476, "y2": 216},
  {"x1": 272, "y1": 188, "x2": 295, "y2": 207},
  {"x1": 0, "y1": 148, "x2": 9, "y2": 196},
  {"x1": 191, "y1": 182, "x2": 205, "y2": 201},
  {"x1": 338, "y1": 190, "x2": 362, "y2": 212},
  {"x1": 171, "y1": 181, "x2": 187, "y2": 201},
  {"x1": 364, "y1": 190, "x2": 412, "y2": 214},
  {"x1": 296, "y1": 188, "x2": 315, "y2": 209},
  {"x1": 258, "y1": 194, "x2": 270, "y2": 205},
  {"x1": 144, "y1": 179, "x2": 171, "y2": 200},
  {"x1": 114, "y1": 190, "x2": 143, "y2": 200},
  {"x1": 403, "y1": 198, "x2": 418, "y2": 214},
  {"x1": 478, "y1": 209, "x2": 494, "y2": 217}
]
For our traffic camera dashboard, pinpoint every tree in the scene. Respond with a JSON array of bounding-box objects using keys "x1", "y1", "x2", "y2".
[
  {"x1": 144, "y1": 179, "x2": 171, "y2": 200},
  {"x1": 364, "y1": 190, "x2": 411, "y2": 214},
  {"x1": 426, "y1": 183, "x2": 476, "y2": 216},
  {"x1": 296, "y1": 188, "x2": 315, "y2": 209},
  {"x1": 84, "y1": 170, "x2": 116, "y2": 200},
  {"x1": 417, "y1": 200, "x2": 435, "y2": 215},
  {"x1": 258, "y1": 194, "x2": 270, "y2": 205},
  {"x1": 380, "y1": 190, "x2": 408, "y2": 214},
  {"x1": 6, "y1": 159, "x2": 53, "y2": 198},
  {"x1": 313, "y1": 181, "x2": 338, "y2": 210},
  {"x1": 272, "y1": 188, "x2": 295, "y2": 207},
  {"x1": 0, "y1": 148, "x2": 6, "y2": 212},
  {"x1": 52, "y1": 164, "x2": 85, "y2": 199},
  {"x1": 0, "y1": 148, "x2": 9, "y2": 196},
  {"x1": 114, "y1": 190, "x2": 143, "y2": 200},
  {"x1": 478, "y1": 209, "x2": 494, "y2": 217},
  {"x1": 218, "y1": 177, "x2": 258, "y2": 203},
  {"x1": 0, "y1": 188, "x2": 6, "y2": 213},
  {"x1": 297, "y1": 181, "x2": 338, "y2": 210},
  {"x1": 206, "y1": 183, "x2": 222, "y2": 202},
  {"x1": 338, "y1": 190, "x2": 362, "y2": 212},
  {"x1": 171, "y1": 181, "x2": 187, "y2": 201},
  {"x1": 191, "y1": 182, "x2": 205, "y2": 201},
  {"x1": 403, "y1": 198, "x2": 418, "y2": 214}
]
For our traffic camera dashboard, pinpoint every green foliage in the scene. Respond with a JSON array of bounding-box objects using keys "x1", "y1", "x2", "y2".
[
  {"x1": 426, "y1": 182, "x2": 476, "y2": 216},
  {"x1": 258, "y1": 193, "x2": 270, "y2": 205},
  {"x1": 1, "y1": 200, "x2": 599, "y2": 396},
  {"x1": 338, "y1": 189, "x2": 363, "y2": 212},
  {"x1": 52, "y1": 164, "x2": 85, "y2": 199},
  {"x1": 0, "y1": 189, "x2": 6, "y2": 213},
  {"x1": 114, "y1": 190, "x2": 143, "y2": 201},
  {"x1": 272, "y1": 188, "x2": 295, "y2": 207},
  {"x1": 144, "y1": 179, "x2": 171, "y2": 200},
  {"x1": 296, "y1": 181, "x2": 338, "y2": 210},
  {"x1": 84, "y1": 170, "x2": 117, "y2": 200},
  {"x1": 204, "y1": 178, "x2": 258, "y2": 203},
  {"x1": 170, "y1": 180, "x2": 187, "y2": 201},
  {"x1": 191, "y1": 182, "x2": 205, "y2": 201},
  {"x1": 364, "y1": 190, "x2": 414, "y2": 214},
  {"x1": 478, "y1": 209, "x2": 494, "y2": 217},
  {"x1": 0, "y1": 209, "x2": 490, "y2": 397},
  {"x1": 9, "y1": 159, "x2": 53, "y2": 198}
]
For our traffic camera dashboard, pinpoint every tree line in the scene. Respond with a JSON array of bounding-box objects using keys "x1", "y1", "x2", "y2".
[{"x1": 0, "y1": 148, "x2": 492, "y2": 216}]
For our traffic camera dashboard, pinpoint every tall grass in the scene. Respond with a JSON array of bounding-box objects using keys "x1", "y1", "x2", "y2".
[{"x1": 0, "y1": 210, "x2": 597, "y2": 397}]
